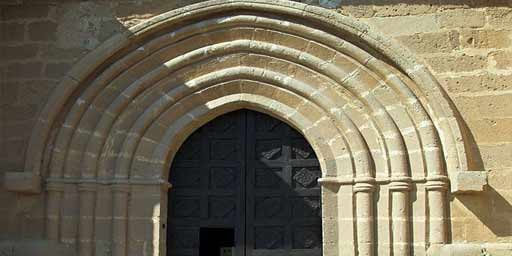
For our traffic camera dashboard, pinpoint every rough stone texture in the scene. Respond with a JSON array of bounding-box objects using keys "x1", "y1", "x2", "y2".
[
  {"x1": 397, "y1": 30, "x2": 460, "y2": 54},
  {"x1": 0, "y1": 0, "x2": 511, "y2": 255},
  {"x1": 428, "y1": 243, "x2": 512, "y2": 256},
  {"x1": 437, "y1": 9, "x2": 486, "y2": 29},
  {"x1": 426, "y1": 53, "x2": 488, "y2": 73},
  {"x1": 451, "y1": 171, "x2": 488, "y2": 193},
  {"x1": 0, "y1": 240, "x2": 76, "y2": 256},
  {"x1": 490, "y1": 50, "x2": 512, "y2": 70}
]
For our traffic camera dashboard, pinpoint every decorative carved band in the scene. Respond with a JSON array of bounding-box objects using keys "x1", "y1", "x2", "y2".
[
  {"x1": 389, "y1": 181, "x2": 412, "y2": 191},
  {"x1": 45, "y1": 182, "x2": 65, "y2": 192},
  {"x1": 111, "y1": 184, "x2": 131, "y2": 193},
  {"x1": 318, "y1": 175, "x2": 449, "y2": 186},
  {"x1": 353, "y1": 181, "x2": 376, "y2": 193},
  {"x1": 426, "y1": 175, "x2": 450, "y2": 191},
  {"x1": 426, "y1": 180, "x2": 450, "y2": 191},
  {"x1": 77, "y1": 183, "x2": 97, "y2": 192},
  {"x1": 45, "y1": 177, "x2": 172, "y2": 190}
]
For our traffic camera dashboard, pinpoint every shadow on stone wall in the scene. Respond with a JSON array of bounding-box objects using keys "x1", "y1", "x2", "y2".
[
  {"x1": 0, "y1": 1, "x2": 136, "y2": 242},
  {"x1": 455, "y1": 187, "x2": 512, "y2": 238},
  {"x1": 450, "y1": 106, "x2": 511, "y2": 239}
]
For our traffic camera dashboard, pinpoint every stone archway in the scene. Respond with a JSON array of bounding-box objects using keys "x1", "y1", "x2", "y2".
[{"x1": 4, "y1": 0, "x2": 475, "y2": 255}]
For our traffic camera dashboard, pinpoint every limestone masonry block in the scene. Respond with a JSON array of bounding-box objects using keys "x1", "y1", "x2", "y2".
[
  {"x1": 487, "y1": 8, "x2": 512, "y2": 29},
  {"x1": 0, "y1": 22, "x2": 25, "y2": 41},
  {"x1": 428, "y1": 243, "x2": 512, "y2": 256},
  {"x1": 4, "y1": 172, "x2": 41, "y2": 193},
  {"x1": 438, "y1": 9, "x2": 486, "y2": 29},
  {"x1": 451, "y1": 171, "x2": 488, "y2": 194},
  {"x1": 460, "y1": 29, "x2": 511, "y2": 49},
  {"x1": 490, "y1": 50, "x2": 512, "y2": 70},
  {"x1": 397, "y1": 31, "x2": 459, "y2": 54},
  {"x1": 426, "y1": 53, "x2": 487, "y2": 73}
]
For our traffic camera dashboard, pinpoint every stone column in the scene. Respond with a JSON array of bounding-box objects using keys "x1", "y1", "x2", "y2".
[
  {"x1": 127, "y1": 183, "x2": 166, "y2": 256},
  {"x1": 112, "y1": 184, "x2": 130, "y2": 256},
  {"x1": 94, "y1": 185, "x2": 113, "y2": 255},
  {"x1": 160, "y1": 182, "x2": 172, "y2": 256},
  {"x1": 78, "y1": 183, "x2": 96, "y2": 256},
  {"x1": 46, "y1": 182, "x2": 64, "y2": 240},
  {"x1": 354, "y1": 180, "x2": 375, "y2": 256},
  {"x1": 60, "y1": 184, "x2": 79, "y2": 247},
  {"x1": 389, "y1": 179, "x2": 411, "y2": 256},
  {"x1": 426, "y1": 177, "x2": 448, "y2": 245},
  {"x1": 319, "y1": 182, "x2": 340, "y2": 256}
]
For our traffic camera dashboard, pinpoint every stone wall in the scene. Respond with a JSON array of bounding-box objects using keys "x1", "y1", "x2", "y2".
[{"x1": 0, "y1": 0, "x2": 511, "y2": 249}]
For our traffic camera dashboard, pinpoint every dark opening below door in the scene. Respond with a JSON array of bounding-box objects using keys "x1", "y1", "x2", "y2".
[{"x1": 200, "y1": 228, "x2": 235, "y2": 256}]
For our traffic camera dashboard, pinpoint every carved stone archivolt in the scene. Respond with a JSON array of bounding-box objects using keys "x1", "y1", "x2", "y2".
[{"x1": 7, "y1": 0, "x2": 476, "y2": 255}]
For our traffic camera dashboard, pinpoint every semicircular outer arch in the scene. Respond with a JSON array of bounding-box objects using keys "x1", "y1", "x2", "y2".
[{"x1": 7, "y1": 0, "x2": 474, "y2": 255}]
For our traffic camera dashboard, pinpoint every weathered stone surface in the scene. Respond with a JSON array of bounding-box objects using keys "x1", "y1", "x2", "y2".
[
  {"x1": 0, "y1": 4, "x2": 52, "y2": 20},
  {"x1": 337, "y1": 4, "x2": 375, "y2": 18},
  {"x1": 488, "y1": 168, "x2": 512, "y2": 190},
  {"x1": 17, "y1": 80, "x2": 57, "y2": 106},
  {"x1": 460, "y1": 29, "x2": 512, "y2": 49},
  {"x1": 437, "y1": 0, "x2": 471, "y2": 10},
  {"x1": 465, "y1": 118, "x2": 512, "y2": 144},
  {"x1": 0, "y1": 22, "x2": 25, "y2": 42},
  {"x1": 27, "y1": 20, "x2": 57, "y2": 41},
  {"x1": 55, "y1": 2, "x2": 115, "y2": 50},
  {"x1": 39, "y1": 44, "x2": 85, "y2": 61},
  {"x1": 44, "y1": 62, "x2": 71, "y2": 79},
  {"x1": 372, "y1": 1, "x2": 438, "y2": 17},
  {"x1": 0, "y1": 81, "x2": 18, "y2": 106},
  {"x1": 5, "y1": 62, "x2": 43, "y2": 79},
  {"x1": 0, "y1": 44, "x2": 39, "y2": 61},
  {"x1": 397, "y1": 30, "x2": 459, "y2": 53},
  {"x1": 362, "y1": 14, "x2": 440, "y2": 36},
  {"x1": 490, "y1": 50, "x2": 512, "y2": 70},
  {"x1": 3, "y1": 172, "x2": 41, "y2": 193},
  {"x1": 426, "y1": 53, "x2": 487, "y2": 73},
  {"x1": 451, "y1": 171, "x2": 487, "y2": 194},
  {"x1": 439, "y1": 73, "x2": 512, "y2": 93},
  {"x1": 428, "y1": 243, "x2": 512, "y2": 256},
  {"x1": 479, "y1": 143, "x2": 512, "y2": 170},
  {"x1": 438, "y1": 9, "x2": 486, "y2": 28},
  {"x1": 0, "y1": 240, "x2": 76, "y2": 256},
  {"x1": 453, "y1": 93, "x2": 512, "y2": 119},
  {"x1": 487, "y1": 8, "x2": 512, "y2": 29}
]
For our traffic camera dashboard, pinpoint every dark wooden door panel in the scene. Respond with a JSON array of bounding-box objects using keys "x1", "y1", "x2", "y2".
[
  {"x1": 168, "y1": 111, "x2": 246, "y2": 256},
  {"x1": 168, "y1": 110, "x2": 322, "y2": 256},
  {"x1": 245, "y1": 111, "x2": 322, "y2": 256}
]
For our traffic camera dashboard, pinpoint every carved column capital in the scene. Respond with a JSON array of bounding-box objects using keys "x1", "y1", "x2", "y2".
[
  {"x1": 389, "y1": 176, "x2": 412, "y2": 191},
  {"x1": 46, "y1": 181, "x2": 65, "y2": 192},
  {"x1": 78, "y1": 183, "x2": 97, "y2": 192},
  {"x1": 111, "y1": 184, "x2": 130, "y2": 193},
  {"x1": 353, "y1": 178, "x2": 376, "y2": 193},
  {"x1": 426, "y1": 175, "x2": 449, "y2": 191}
]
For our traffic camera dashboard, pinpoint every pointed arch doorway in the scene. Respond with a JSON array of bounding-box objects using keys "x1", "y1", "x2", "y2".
[{"x1": 167, "y1": 109, "x2": 322, "y2": 256}]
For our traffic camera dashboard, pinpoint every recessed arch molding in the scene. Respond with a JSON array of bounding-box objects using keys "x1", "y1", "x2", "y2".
[{"x1": 4, "y1": 0, "x2": 477, "y2": 255}]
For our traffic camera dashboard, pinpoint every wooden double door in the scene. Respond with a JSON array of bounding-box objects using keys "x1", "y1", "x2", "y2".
[{"x1": 167, "y1": 110, "x2": 322, "y2": 256}]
